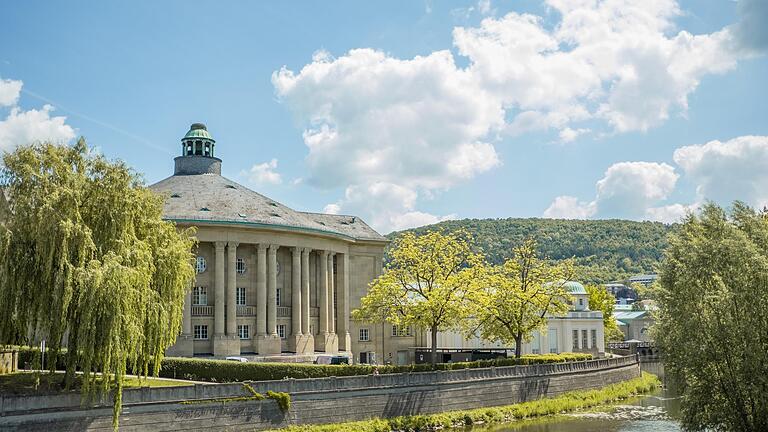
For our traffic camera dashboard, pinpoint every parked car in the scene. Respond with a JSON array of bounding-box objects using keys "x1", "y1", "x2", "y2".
[
  {"x1": 225, "y1": 356, "x2": 249, "y2": 362},
  {"x1": 314, "y1": 355, "x2": 350, "y2": 365}
]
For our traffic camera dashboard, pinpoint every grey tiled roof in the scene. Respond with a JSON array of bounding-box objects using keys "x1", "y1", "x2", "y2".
[{"x1": 149, "y1": 173, "x2": 386, "y2": 242}]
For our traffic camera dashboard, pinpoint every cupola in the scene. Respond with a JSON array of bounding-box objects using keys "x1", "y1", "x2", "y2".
[
  {"x1": 174, "y1": 123, "x2": 222, "y2": 175},
  {"x1": 181, "y1": 123, "x2": 216, "y2": 157}
]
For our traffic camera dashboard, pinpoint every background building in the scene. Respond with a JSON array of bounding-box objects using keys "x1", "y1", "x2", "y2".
[
  {"x1": 421, "y1": 281, "x2": 606, "y2": 362},
  {"x1": 150, "y1": 124, "x2": 389, "y2": 360}
]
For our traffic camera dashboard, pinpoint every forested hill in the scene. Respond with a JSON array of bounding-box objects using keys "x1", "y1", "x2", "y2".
[{"x1": 388, "y1": 218, "x2": 675, "y2": 284}]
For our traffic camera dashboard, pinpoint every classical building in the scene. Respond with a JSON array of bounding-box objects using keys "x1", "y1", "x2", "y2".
[
  {"x1": 150, "y1": 123, "x2": 389, "y2": 359},
  {"x1": 429, "y1": 281, "x2": 605, "y2": 358}
]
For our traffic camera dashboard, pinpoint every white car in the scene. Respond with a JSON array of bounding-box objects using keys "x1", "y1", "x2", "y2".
[{"x1": 225, "y1": 356, "x2": 249, "y2": 362}]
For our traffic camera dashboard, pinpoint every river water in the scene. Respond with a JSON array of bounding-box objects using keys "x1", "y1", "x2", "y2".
[{"x1": 475, "y1": 388, "x2": 681, "y2": 432}]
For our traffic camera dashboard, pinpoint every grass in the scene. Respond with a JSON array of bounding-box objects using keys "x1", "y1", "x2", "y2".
[
  {"x1": 268, "y1": 372, "x2": 660, "y2": 432},
  {"x1": 0, "y1": 372, "x2": 192, "y2": 395}
]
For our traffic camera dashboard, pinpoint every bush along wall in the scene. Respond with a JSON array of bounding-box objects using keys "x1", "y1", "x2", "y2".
[{"x1": 15, "y1": 347, "x2": 591, "y2": 383}]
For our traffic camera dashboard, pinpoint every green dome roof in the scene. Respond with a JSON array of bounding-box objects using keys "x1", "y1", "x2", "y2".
[
  {"x1": 563, "y1": 281, "x2": 587, "y2": 295},
  {"x1": 183, "y1": 123, "x2": 215, "y2": 142}
]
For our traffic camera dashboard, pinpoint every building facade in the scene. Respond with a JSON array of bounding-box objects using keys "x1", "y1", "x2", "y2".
[
  {"x1": 150, "y1": 124, "x2": 389, "y2": 359},
  {"x1": 428, "y1": 281, "x2": 606, "y2": 358}
]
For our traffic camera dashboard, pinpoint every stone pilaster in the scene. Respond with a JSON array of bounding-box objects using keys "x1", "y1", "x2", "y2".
[
  {"x1": 337, "y1": 252, "x2": 351, "y2": 352},
  {"x1": 300, "y1": 248, "x2": 314, "y2": 354},
  {"x1": 259, "y1": 244, "x2": 281, "y2": 355},
  {"x1": 214, "y1": 241, "x2": 226, "y2": 336},
  {"x1": 256, "y1": 244, "x2": 267, "y2": 336},
  {"x1": 323, "y1": 252, "x2": 339, "y2": 353},
  {"x1": 226, "y1": 242, "x2": 238, "y2": 336}
]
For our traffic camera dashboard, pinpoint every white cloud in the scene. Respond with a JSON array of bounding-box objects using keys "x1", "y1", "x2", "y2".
[
  {"x1": 558, "y1": 127, "x2": 590, "y2": 143},
  {"x1": 544, "y1": 161, "x2": 679, "y2": 220},
  {"x1": 243, "y1": 158, "x2": 282, "y2": 185},
  {"x1": 454, "y1": 1, "x2": 740, "y2": 133},
  {"x1": 323, "y1": 182, "x2": 456, "y2": 233},
  {"x1": 543, "y1": 195, "x2": 596, "y2": 219},
  {"x1": 0, "y1": 78, "x2": 22, "y2": 107},
  {"x1": 477, "y1": 0, "x2": 493, "y2": 16},
  {"x1": 673, "y1": 135, "x2": 768, "y2": 209},
  {"x1": 0, "y1": 105, "x2": 76, "y2": 151},
  {"x1": 644, "y1": 203, "x2": 697, "y2": 223},
  {"x1": 275, "y1": 1, "x2": 747, "y2": 231},
  {"x1": 732, "y1": 0, "x2": 768, "y2": 53}
]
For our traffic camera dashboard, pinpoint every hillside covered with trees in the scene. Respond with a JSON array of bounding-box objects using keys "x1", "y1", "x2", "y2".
[{"x1": 389, "y1": 218, "x2": 674, "y2": 284}]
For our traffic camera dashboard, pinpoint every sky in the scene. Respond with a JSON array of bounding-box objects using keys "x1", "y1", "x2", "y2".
[{"x1": 1, "y1": 0, "x2": 767, "y2": 234}]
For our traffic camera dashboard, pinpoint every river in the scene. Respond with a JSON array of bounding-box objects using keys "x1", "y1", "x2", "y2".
[{"x1": 474, "y1": 387, "x2": 681, "y2": 432}]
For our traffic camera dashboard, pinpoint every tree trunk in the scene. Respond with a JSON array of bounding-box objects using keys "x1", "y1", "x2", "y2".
[
  {"x1": 431, "y1": 324, "x2": 439, "y2": 366},
  {"x1": 514, "y1": 333, "x2": 523, "y2": 358}
]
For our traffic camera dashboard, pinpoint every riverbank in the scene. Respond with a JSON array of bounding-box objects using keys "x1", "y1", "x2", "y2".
[{"x1": 270, "y1": 372, "x2": 660, "y2": 432}]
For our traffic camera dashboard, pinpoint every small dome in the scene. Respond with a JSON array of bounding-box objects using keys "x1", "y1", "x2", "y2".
[
  {"x1": 563, "y1": 281, "x2": 587, "y2": 295},
  {"x1": 183, "y1": 123, "x2": 215, "y2": 142}
]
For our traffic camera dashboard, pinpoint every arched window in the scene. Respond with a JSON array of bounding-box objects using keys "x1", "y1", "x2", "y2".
[
  {"x1": 195, "y1": 140, "x2": 203, "y2": 155},
  {"x1": 186, "y1": 141, "x2": 193, "y2": 155},
  {"x1": 204, "y1": 142, "x2": 211, "y2": 156},
  {"x1": 196, "y1": 256, "x2": 207, "y2": 273}
]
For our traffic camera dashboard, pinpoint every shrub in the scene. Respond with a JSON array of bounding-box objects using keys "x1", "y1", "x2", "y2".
[
  {"x1": 266, "y1": 391, "x2": 291, "y2": 412},
  {"x1": 15, "y1": 346, "x2": 592, "y2": 383}
]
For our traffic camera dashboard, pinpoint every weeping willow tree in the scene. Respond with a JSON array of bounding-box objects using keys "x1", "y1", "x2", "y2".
[{"x1": 0, "y1": 139, "x2": 196, "y2": 429}]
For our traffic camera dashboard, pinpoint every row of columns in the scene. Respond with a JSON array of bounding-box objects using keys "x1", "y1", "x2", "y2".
[{"x1": 182, "y1": 241, "x2": 350, "y2": 356}]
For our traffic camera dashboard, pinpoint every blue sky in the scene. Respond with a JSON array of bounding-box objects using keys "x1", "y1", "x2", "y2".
[{"x1": 1, "y1": 0, "x2": 767, "y2": 233}]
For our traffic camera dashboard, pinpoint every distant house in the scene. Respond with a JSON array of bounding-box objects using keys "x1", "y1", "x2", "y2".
[
  {"x1": 628, "y1": 274, "x2": 657, "y2": 287},
  {"x1": 428, "y1": 281, "x2": 605, "y2": 358},
  {"x1": 614, "y1": 310, "x2": 655, "y2": 342}
]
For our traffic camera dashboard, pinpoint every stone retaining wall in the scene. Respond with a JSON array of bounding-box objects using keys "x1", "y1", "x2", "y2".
[{"x1": 0, "y1": 355, "x2": 640, "y2": 431}]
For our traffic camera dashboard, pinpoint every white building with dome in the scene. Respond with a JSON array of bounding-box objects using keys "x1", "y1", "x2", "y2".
[
  {"x1": 432, "y1": 281, "x2": 606, "y2": 356},
  {"x1": 150, "y1": 123, "x2": 416, "y2": 362}
]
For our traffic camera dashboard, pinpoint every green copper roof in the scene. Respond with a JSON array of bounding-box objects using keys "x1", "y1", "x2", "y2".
[
  {"x1": 183, "y1": 123, "x2": 215, "y2": 142},
  {"x1": 563, "y1": 281, "x2": 587, "y2": 295}
]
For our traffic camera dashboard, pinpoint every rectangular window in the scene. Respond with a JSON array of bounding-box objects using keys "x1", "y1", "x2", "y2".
[
  {"x1": 359, "y1": 328, "x2": 370, "y2": 342},
  {"x1": 591, "y1": 329, "x2": 597, "y2": 349},
  {"x1": 392, "y1": 325, "x2": 412, "y2": 337},
  {"x1": 277, "y1": 324, "x2": 286, "y2": 339},
  {"x1": 572, "y1": 330, "x2": 579, "y2": 350},
  {"x1": 548, "y1": 329, "x2": 558, "y2": 354},
  {"x1": 236, "y1": 287, "x2": 246, "y2": 306},
  {"x1": 192, "y1": 287, "x2": 207, "y2": 305},
  {"x1": 194, "y1": 325, "x2": 208, "y2": 340},
  {"x1": 582, "y1": 329, "x2": 589, "y2": 349},
  {"x1": 238, "y1": 324, "x2": 249, "y2": 340},
  {"x1": 276, "y1": 288, "x2": 281, "y2": 306}
]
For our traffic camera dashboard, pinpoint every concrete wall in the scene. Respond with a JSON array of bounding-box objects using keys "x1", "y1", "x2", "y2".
[{"x1": 0, "y1": 356, "x2": 639, "y2": 431}]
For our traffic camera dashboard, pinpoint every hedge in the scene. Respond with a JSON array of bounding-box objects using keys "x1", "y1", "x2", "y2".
[{"x1": 13, "y1": 346, "x2": 592, "y2": 383}]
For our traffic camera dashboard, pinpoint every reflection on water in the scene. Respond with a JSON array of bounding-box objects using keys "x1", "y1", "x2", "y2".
[{"x1": 474, "y1": 388, "x2": 681, "y2": 432}]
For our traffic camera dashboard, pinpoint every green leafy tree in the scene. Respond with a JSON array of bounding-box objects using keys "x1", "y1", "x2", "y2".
[
  {"x1": 353, "y1": 231, "x2": 483, "y2": 364},
  {"x1": 469, "y1": 239, "x2": 574, "y2": 358},
  {"x1": 585, "y1": 284, "x2": 624, "y2": 343},
  {"x1": 0, "y1": 140, "x2": 197, "y2": 429},
  {"x1": 391, "y1": 218, "x2": 673, "y2": 284},
  {"x1": 655, "y1": 202, "x2": 768, "y2": 431}
]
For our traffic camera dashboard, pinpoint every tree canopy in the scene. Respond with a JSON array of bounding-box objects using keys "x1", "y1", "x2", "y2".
[
  {"x1": 0, "y1": 140, "x2": 197, "y2": 429},
  {"x1": 655, "y1": 202, "x2": 768, "y2": 431},
  {"x1": 585, "y1": 284, "x2": 624, "y2": 343},
  {"x1": 391, "y1": 218, "x2": 673, "y2": 284},
  {"x1": 352, "y1": 230, "x2": 484, "y2": 364},
  {"x1": 468, "y1": 239, "x2": 574, "y2": 358}
]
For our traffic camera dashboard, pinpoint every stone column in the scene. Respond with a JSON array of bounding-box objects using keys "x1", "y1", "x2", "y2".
[
  {"x1": 267, "y1": 245, "x2": 278, "y2": 336},
  {"x1": 256, "y1": 244, "x2": 267, "y2": 336},
  {"x1": 291, "y1": 247, "x2": 302, "y2": 338},
  {"x1": 318, "y1": 251, "x2": 329, "y2": 336},
  {"x1": 301, "y1": 248, "x2": 311, "y2": 335},
  {"x1": 226, "y1": 242, "x2": 238, "y2": 336},
  {"x1": 328, "y1": 252, "x2": 336, "y2": 334},
  {"x1": 337, "y1": 253, "x2": 351, "y2": 351},
  {"x1": 214, "y1": 241, "x2": 226, "y2": 336}
]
